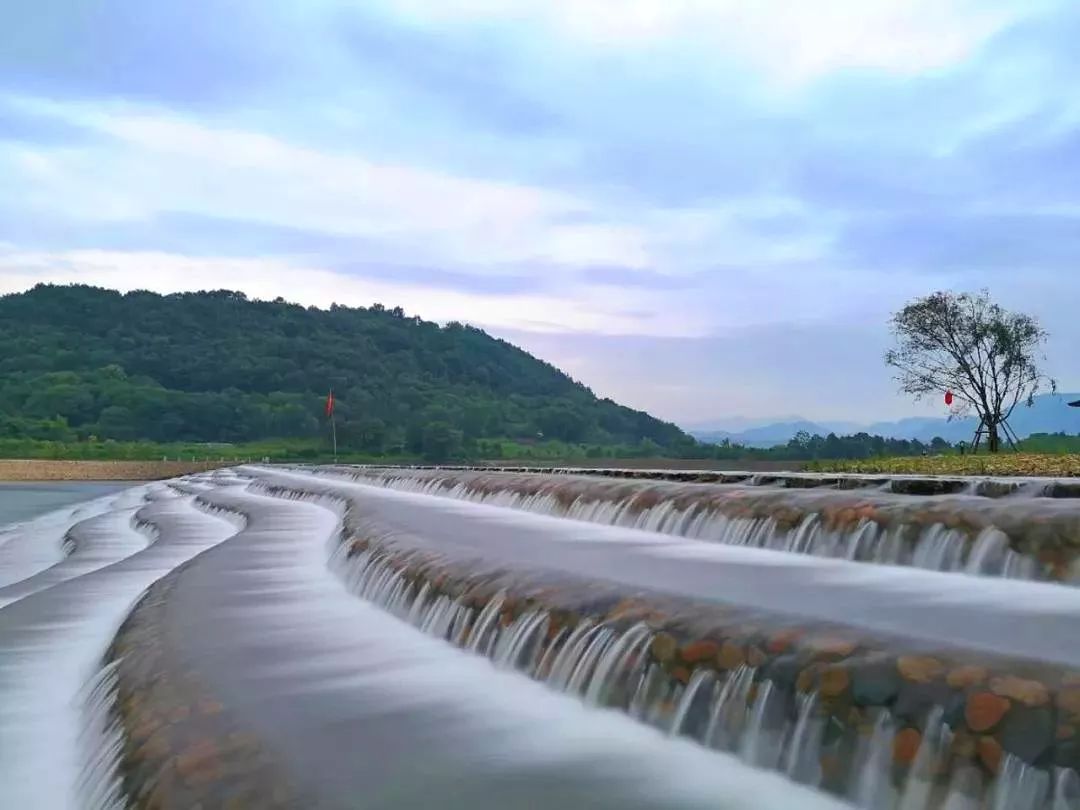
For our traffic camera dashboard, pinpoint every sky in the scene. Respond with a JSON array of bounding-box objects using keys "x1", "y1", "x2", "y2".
[{"x1": 2, "y1": 0, "x2": 1078, "y2": 427}]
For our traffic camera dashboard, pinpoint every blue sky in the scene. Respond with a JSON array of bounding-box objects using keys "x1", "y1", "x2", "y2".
[{"x1": 2, "y1": 0, "x2": 1078, "y2": 425}]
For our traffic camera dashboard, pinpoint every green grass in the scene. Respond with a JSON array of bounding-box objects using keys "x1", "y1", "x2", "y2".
[
  {"x1": 0, "y1": 436, "x2": 642, "y2": 465},
  {"x1": 7, "y1": 433, "x2": 1080, "y2": 478},
  {"x1": 0, "y1": 437, "x2": 406, "y2": 464}
]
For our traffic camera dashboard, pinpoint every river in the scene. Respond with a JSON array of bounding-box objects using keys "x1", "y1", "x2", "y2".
[{"x1": 0, "y1": 481, "x2": 135, "y2": 527}]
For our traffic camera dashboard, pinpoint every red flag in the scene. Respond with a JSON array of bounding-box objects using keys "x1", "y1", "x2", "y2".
[
  {"x1": 945, "y1": 390, "x2": 954, "y2": 406},
  {"x1": 325, "y1": 390, "x2": 335, "y2": 417}
]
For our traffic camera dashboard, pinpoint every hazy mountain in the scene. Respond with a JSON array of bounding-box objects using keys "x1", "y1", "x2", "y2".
[
  {"x1": 684, "y1": 415, "x2": 807, "y2": 433},
  {"x1": 691, "y1": 393, "x2": 1080, "y2": 447},
  {"x1": 866, "y1": 394, "x2": 1080, "y2": 442},
  {"x1": 693, "y1": 420, "x2": 829, "y2": 448}
]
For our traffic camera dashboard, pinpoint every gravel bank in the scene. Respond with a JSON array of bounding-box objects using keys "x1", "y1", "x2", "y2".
[{"x1": 0, "y1": 460, "x2": 230, "y2": 481}]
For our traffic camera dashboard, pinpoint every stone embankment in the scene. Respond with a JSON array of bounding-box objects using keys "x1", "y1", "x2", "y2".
[
  {"x1": 313, "y1": 466, "x2": 1080, "y2": 583},
  {"x1": 333, "y1": 515, "x2": 1080, "y2": 800},
  {"x1": 245, "y1": 468, "x2": 1080, "y2": 806},
  {"x1": 8, "y1": 464, "x2": 1075, "y2": 808}
]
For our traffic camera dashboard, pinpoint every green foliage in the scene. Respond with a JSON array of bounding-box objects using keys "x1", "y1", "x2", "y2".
[
  {"x1": 726, "y1": 430, "x2": 1080, "y2": 465},
  {"x1": 762, "y1": 431, "x2": 954, "y2": 461},
  {"x1": 1016, "y1": 432, "x2": 1080, "y2": 454},
  {"x1": 11, "y1": 285, "x2": 1068, "y2": 467},
  {"x1": 885, "y1": 290, "x2": 1054, "y2": 452},
  {"x1": 0, "y1": 285, "x2": 689, "y2": 456},
  {"x1": 421, "y1": 422, "x2": 464, "y2": 463},
  {"x1": 0, "y1": 436, "x2": 406, "y2": 463}
]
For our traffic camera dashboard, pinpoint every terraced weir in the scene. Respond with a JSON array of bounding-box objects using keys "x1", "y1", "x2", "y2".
[
  {"x1": 2, "y1": 466, "x2": 1080, "y2": 809},
  {"x1": 315, "y1": 465, "x2": 1080, "y2": 581}
]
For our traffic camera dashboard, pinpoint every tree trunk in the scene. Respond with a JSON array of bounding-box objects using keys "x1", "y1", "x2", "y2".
[{"x1": 988, "y1": 421, "x2": 1001, "y2": 453}]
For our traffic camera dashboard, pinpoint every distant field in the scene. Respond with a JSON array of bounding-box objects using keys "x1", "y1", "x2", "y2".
[
  {"x1": 0, "y1": 459, "x2": 230, "y2": 481},
  {"x1": 483, "y1": 458, "x2": 806, "y2": 472},
  {"x1": 814, "y1": 453, "x2": 1080, "y2": 477}
]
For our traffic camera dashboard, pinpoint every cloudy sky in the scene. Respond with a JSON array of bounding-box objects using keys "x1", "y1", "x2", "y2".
[{"x1": 2, "y1": 1, "x2": 1078, "y2": 426}]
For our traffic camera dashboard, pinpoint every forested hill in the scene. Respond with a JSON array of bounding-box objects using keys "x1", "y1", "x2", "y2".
[{"x1": 0, "y1": 284, "x2": 690, "y2": 456}]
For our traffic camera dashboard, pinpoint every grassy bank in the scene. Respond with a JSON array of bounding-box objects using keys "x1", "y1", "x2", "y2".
[
  {"x1": 812, "y1": 452, "x2": 1080, "y2": 477},
  {"x1": 0, "y1": 436, "x2": 736, "y2": 466},
  {"x1": 0, "y1": 459, "x2": 230, "y2": 481},
  {"x1": 0, "y1": 437, "x2": 402, "y2": 465},
  {"x1": 6, "y1": 437, "x2": 1078, "y2": 478},
  {"x1": 484, "y1": 457, "x2": 806, "y2": 472}
]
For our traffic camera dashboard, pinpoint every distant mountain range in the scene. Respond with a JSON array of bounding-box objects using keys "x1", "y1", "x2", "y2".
[{"x1": 689, "y1": 393, "x2": 1080, "y2": 447}]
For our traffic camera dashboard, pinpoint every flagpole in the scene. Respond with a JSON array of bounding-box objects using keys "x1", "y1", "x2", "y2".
[{"x1": 327, "y1": 389, "x2": 338, "y2": 463}]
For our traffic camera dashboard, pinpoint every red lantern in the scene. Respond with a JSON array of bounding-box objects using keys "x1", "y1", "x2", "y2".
[{"x1": 945, "y1": 391, "x2": 954, "y2": 406}]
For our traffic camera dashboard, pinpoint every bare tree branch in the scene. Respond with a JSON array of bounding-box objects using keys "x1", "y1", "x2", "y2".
[{"x1": 884, "y1": 290, "x2": 1054, "y2": 453}]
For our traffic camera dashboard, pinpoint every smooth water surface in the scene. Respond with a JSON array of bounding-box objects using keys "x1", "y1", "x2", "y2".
[{"x1": 0, "y1": 482, "x2": 136, "y2": 528}]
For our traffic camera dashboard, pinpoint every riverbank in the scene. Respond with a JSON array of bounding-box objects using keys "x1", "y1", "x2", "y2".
[
  {"x1": 815, "y1": 452, "x2": 1080, "y2": 477},
  {"x1": 0, "y1": 459, "x2": 230, "y2": 481},
  {"x1": 485, "y1": 457, "x2": 807, "y2": 471}
]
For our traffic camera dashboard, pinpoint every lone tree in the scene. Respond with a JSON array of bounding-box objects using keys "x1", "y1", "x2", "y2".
[{"x1": 885, "y1": 290, "x2": 1055, "y2": 452}]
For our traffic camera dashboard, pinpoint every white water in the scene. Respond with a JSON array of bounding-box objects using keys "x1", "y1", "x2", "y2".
[
  {"x1": 0, "y1": 491, "x2": 240, "y2": 809},
  {"x1": 76, "y1": 661, "x2": 125, "y2": 810},
  {"x1": 167, "y1": 483, "x2": 847, "y2": 810},
  {"x1": 0, "y1": 485, "x2": 150, "y2": 589},
  {"x1": 0, "y1": 485, "x2": 168, "y2": 609},
  {"x1": 784, "y1": 690, "x2": 823, "y2": 785},
  {"x1": 311, "y1": 468, "x2": 1050, "y2": 579},
  {"x1": 5, "y1": 468, "x2": 1078, "y2": 809},
  {"x1": 253, "y1": 467, "x2": 1080, "y2": 671},
  {"x1": 333, "y1": 532, "x2": 1080, "y2": 808}
]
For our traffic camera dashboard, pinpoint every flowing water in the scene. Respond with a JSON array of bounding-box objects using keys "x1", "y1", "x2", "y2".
[
  {"x1": 320, "y1": 467, "x2": 1078, "y2": 581},
  {"x1": 0, "y1": 482, "x2": 134, "y2": 527},
  {"x1": 0, "y1": 487, "x2": 237, "y2": 808},
  {"x1": 254, "y1": 467, "x2": 1080, "y2": 671},
  {"x1": 329, "y1": 526, "x2": 1080, "y2": 809},
  {"x1": 117, "y1": 482, "x2": 844, "y2": 810},
  {"x1": 2, "y1": 465, "x2": 1079, "y2": 808}
]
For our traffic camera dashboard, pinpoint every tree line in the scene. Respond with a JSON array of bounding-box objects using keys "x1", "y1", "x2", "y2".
[
  {"x1": 0, "y1": 285, "x2": 687, "y2": 461},
  {"x1": 0, "y1": 285, "x2": 1061, "y2": 463}
]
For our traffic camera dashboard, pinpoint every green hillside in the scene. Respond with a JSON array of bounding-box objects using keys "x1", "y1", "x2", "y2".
[{"x1": 0, "y1": 284, "x2": 689, "y2": 458}]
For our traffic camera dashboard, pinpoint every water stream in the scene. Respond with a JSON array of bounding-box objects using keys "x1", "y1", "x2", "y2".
[
  {"x1": 3, "y1": 467, "x2": 1079, "y2": 808},
  {"x1": 313, "y1": 467, "x2": 1073, "y2": 581},
  {"x1": 330, "y1": 528, "x2": 1080, "y2": 810}
]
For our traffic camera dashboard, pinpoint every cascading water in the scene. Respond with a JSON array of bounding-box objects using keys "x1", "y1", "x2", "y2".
[
  {"x1": 11, "y1": 466, "x2": 1080, "y2": 809},
  {"x1": 784, "y1": 690, "x2": 823, "y2": 786},
  {"x1": 329, "y1": 529, "x2": 1080, "y2": 810},
  {"x1": 740, "y1": 680, "x2": 785, "y2": 770},
  {"x1": 849, "y1": 713, "x2": 897, "y2": 809},
  {"x1": 668, "y1": 668, "x2": 717, "y2": 738},
  {"x1": 314, "y1": 467, "x2": 1079, "y2": 582},
  {"x1": 705, "y1": 664, "x2": 759, "y2": 753},
  {"x1": 0, "y1": 483, "x2": 241, "y2": 809},
  {"x1": 76, "y1": 662, "x2": 125, "y2": 810},
  {"x1": 8, "y1": 469, "x2": 867, "y2": 810},
  {"x1": 586, "y1": 622, "x2": 654, "y2": 708}
]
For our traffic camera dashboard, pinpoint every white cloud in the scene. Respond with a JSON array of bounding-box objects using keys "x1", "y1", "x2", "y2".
[
  {"x1": 2, "y1": 0, "x2": 1075, "y2": 424},
  {"x1": 0, "y1": 247, "x2": 711, "y2": 337},
  {"x1": 383, "y1": 0, "x2": 1026, "y2": 84},
  {"x1": 2, "y1": 99, "x2": 651, "y2": 272},
  {"x1": 3, "y1": 97, "x2": 887, "y2": 338}
]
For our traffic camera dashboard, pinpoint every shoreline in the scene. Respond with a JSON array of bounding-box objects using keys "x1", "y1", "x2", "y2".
[
  {"x1": 0, "y1": 459, "x2": 231, "y2": 482},
  {"x1": 482, "y1": 457, "x2": 807, "y2": 471}
]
